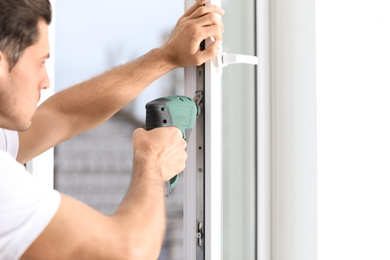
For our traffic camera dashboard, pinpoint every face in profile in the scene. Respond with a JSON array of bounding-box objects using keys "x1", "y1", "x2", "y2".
[{"x1": 0, "y1": 19, "x2": 50, "y2": 131}]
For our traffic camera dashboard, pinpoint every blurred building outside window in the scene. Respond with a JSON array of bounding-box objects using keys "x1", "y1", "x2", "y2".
[{"x1": 54, "y1": 1, "x2": 184, "y2": 259}]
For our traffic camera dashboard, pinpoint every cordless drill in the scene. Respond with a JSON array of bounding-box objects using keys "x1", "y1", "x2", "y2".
[{"x1": 145, "y1": 94, "x2": 201, "y2": 195}]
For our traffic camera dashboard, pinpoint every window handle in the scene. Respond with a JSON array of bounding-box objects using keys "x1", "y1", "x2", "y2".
[
  {"x1": 214, "y1": 52, "x2": 259, "y2": 74},
  {"x1": 221, "y1": 53, "x2": 258, "y2": 67}
]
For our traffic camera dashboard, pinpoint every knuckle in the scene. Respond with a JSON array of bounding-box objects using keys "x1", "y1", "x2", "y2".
[
  {"x1": 193, "y1": 56, "x2": 204, "y2": 66},
  {"x1": 211, "y1": 13, "x2": 219, "y2": 22},
  {"x1": 198, "y1": 5, "x2": 207, "y2": 14},
  {"x1": 183, "y1": 20, "x2": 195, "y2": 31},
  {"x1": 213, "y1": 15, "x2": 223, "y2": 29},
  {"x1": 133, "y1": 128, "x2": 144, "y2": 137},
  {"x1": 192, "y1": 26, "x2": 202, "y2": 38},
  {"x1": 173, "y1": 126, "x2": 182, "y2": 135},
  {"x1": 177, "y1": 16, "x2": 185, "y2": 24},
  {"x1": 187, "y1": 26, "x2": 202, "y2": 40}
]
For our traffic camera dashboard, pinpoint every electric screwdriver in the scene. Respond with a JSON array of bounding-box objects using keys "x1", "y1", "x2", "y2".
[{"x1": 145, "y1": 95, "x2": 201, "y2": 195}]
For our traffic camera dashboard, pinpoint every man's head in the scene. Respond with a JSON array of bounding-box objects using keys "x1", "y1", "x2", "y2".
[
  {"x1": 0, "y1": 0, "x2": 51, "y2": 71},
  {"x1": 0, "y1": 0, "x2": 52, "y2": 131}
]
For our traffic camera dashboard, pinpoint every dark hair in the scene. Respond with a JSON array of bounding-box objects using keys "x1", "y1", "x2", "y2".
[{"x1": 0, "y1": 0, "x2": 52, "y2": 70}]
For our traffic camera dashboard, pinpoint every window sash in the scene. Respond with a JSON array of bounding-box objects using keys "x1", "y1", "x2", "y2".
[
  {"x1": 266, "y1": 0, "x2": 317, "y2": 259},
  {"x1": 184, "y1": 0, "x2": 222, "y2": 259}
]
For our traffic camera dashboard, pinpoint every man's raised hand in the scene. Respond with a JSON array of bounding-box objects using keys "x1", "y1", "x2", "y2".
[{"x1": 161, "y1": 0, "x2": 225, "y2": 67}]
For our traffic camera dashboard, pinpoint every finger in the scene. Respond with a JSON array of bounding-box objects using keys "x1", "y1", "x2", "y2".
[
  {"x1": 203, "y1": 29, "x2": 223, "y2": 43},
  {"x1": 188, "y1": 5, "x2": 225, "y2": 19},
  {"x1": 133, "y1": 127, "x2": 146, "y2": 138},
  {"x1": 180, "y1": 138, "x2": 188, "y2": 151},
  {"x1": 183, "y1": 0, "x2": 208, "y2": 17},
  {"x1": 172, "y1": 126, "x2": 184, "y2": 139},
  {"x1": 193, "y1": 13, "x2": 224, "y2": 31},
  {"x1": 194, "y1": 40, "x2": 221, "y2": 66},
  {"x1": 194, "y1": 23, "x2": 223, "y2": 44},
  {"x1": 167, "y1": 127, "x2": 187, "y2": 149}
]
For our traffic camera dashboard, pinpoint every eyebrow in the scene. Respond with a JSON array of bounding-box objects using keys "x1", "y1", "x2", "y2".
[{"x1": 41, "y1": 53, "x2": 50, "y2": 60}]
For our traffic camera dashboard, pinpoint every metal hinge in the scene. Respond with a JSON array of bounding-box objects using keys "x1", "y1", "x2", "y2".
[
  {"x1": 194, "y1": 90, "x2": 203, "y2": 102},
  {"x1": 196, "y1": 222, "x2": 204, "y2": 247}
]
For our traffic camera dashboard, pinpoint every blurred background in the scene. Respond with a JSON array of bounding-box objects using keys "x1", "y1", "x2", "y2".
[{"x1": 54, "y1": 1, "x2": 185, "y2": 259}]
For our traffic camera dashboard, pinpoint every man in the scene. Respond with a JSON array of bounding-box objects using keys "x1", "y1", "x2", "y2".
[{"x1": 0, "y1": 0, "x2": 224, "y2": 259}]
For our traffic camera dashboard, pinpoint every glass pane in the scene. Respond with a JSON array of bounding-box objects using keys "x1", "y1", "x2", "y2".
[
  {"x1": 54, "y1": 1, "x2": 184, "y2": 259},
  {"x1": 221, "y1": 0, "x2": 257, "y2": 259}
]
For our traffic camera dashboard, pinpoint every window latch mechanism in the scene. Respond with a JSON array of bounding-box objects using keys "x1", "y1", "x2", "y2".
[{"x1": 196, "y1": 222, "x2": 204, "y2": 247}]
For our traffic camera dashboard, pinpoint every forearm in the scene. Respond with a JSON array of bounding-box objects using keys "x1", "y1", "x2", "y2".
[
  {"x1": 113, "y1": 160, "x2": 166, "y2": 259},
  {"x1": 46, "y1": 47, "x2": 175, "y2": 136},
  {"x1": 108, "y1": 127, "x2": 186, "y2": 258}
]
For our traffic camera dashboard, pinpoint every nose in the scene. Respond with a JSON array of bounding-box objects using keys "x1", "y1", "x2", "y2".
[
  {"x1": 41, "y1": 76, "x2": 50, "y2": 90},
  {"x1": 40, "y1": 67, "x2": 50, "y2": 90}
]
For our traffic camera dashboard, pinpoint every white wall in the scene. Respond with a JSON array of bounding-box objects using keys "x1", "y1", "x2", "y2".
[
  {"x1": 271, "y1": 0, "x2": 317, "y2": 259},
  {"x1": 317, "y1": 1, "x2": 390, "y2": 259}
]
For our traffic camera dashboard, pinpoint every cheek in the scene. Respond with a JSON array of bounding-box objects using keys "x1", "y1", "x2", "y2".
[
  {"x1": 7, "y1": 61, "x2": 41, "y2": 111},
  {"x1": 12, "y1": 74, "x2": 39, "y2": 103}
]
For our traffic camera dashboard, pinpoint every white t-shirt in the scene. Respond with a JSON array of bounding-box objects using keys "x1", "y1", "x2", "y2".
[{"x1": 0, "y1": 128, "x2": 61, "y2": 260}]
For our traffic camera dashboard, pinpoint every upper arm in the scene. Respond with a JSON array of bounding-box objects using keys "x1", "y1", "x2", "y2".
[
  {"x1": 17, "y1": 104, "x2": 72, "y2": 164},
  {"x1": 21, "y1": 194, "x2": 131, "y2": 260}
]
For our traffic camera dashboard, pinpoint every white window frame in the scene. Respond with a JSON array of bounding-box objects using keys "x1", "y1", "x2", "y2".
[
  {"x1": 256, "y1": 0, "x2": 272, "y2": 258},
  {"x1": 26, "y1": 0, "x2": 56, "y2": 189},
  {"x1": 258, "y1": 0, "x2": 317, "y2": 259},
  {"x1": 184, "y1": 0, "x2": 222, "y2": 259}
]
